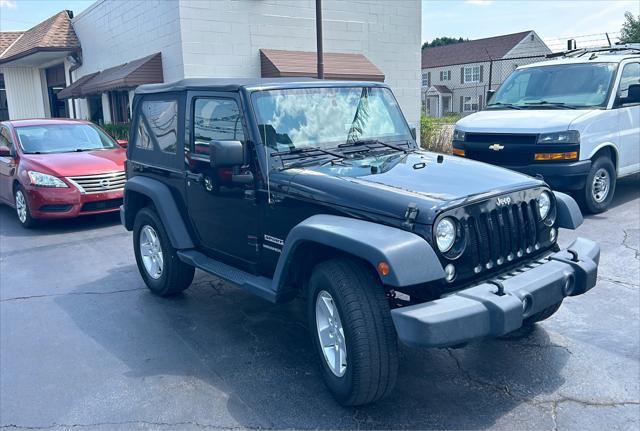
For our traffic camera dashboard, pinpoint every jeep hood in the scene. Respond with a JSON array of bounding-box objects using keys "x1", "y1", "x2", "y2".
[
  {"x1": 456, "y1": 109, "x2": 594, "y2": 134},
  {"x1": 278, "y1": 151, "x2": 544, "y2": 225}
]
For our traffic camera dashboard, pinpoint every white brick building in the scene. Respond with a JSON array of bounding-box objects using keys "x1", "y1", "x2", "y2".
[{"x1": 0, "y1": 0, "x2": 422, "y2": 128}]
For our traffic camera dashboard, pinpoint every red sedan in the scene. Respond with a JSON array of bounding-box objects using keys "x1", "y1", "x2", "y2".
[{"x1": 0, "y1": 119, "x2": 126, "y2": 228}]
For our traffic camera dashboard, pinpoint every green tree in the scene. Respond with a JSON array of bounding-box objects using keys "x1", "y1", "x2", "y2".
[
  {"x1": 620, "y1": 11, "x2": 640, "y2": 43},
  {"x1": 422, "y1": 37, "x2": 469, "y2": 50}
]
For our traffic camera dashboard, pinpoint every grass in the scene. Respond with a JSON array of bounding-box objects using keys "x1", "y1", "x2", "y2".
[{"x1": 420, "y1": 114, "x2": 459, "y2": 154}]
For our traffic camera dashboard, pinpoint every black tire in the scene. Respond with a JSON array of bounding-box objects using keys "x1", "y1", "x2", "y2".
[
  {"x1": 307, "y1": 258, "x2": 398, "y2": 406},
  {"x1": 578, "y1": 156, "x2": 616, "y2": 214},
  {"x1": 523, "y1": 300, "x2": 563, "y2": 326},
  {"x1": 133, "y1": 207, "x2": 194, "y2": 296},
  {"x1": 14, "y1": 185, "x2": 38, "y2": 228}
]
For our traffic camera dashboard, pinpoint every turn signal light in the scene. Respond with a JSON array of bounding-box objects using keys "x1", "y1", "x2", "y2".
[
  {"x1": 534, "y1": 152, "x2": 578, "y2": 161},
  {"x1": 452, "y1": 148, "x2": 465, "y2": 157},
  {"x1": 377, "y1": 262, "x2": 391, "y2": 276}
]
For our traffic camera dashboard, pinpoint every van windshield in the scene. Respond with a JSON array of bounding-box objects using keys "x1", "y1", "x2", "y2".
[
  {"x1": 488, "y1": 62, "x2": 616, "y2": 109},
  {"x1": 251, "y1": 87, "x2": 413, "y2": 153}
]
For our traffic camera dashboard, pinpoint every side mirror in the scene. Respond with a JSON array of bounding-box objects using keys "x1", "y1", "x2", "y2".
[
  {"x1": 486, "y1": 90, "x2": 495, "y2": 103},
  {"x1": 623, "y1": 84, "x2": 640, "y2": 104},
  {"x1": 0, "y1": 146, "x2": 11, "y2": 157},
  {"x1": 210, "y1": 140, "x2": 244, "y2": 168},
  {"x1": 116, "y1": 139, "x2": 128, "y2": 148}
]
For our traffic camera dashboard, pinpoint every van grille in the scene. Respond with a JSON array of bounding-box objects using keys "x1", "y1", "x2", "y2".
[
  {"x1": 463, "y1": 199, "x2": 540, "y2": 272},
  {"x1": 66, "y1": 171, "x2": 126, "y2": 194}
]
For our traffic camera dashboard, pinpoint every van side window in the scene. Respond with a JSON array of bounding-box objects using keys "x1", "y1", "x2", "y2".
[
  {"x1": 617, "y1": 62, "x2": 640, "y2": 106},
  {"x1": 193, "y1": 98, "x2": 245, "y2": 157},
  {"x1": 137, "y1": 100, "x2": 179, "y2": 154}
]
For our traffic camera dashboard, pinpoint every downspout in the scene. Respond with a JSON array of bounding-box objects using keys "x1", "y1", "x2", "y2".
[{"x1": 66, "y1": 51, "x2": 82, "y2": 119}]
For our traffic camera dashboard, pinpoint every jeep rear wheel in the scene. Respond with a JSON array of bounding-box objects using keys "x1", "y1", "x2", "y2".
[
  {"x1": 308, "y1": 258, "x2": 398, "y2": 406},
  {"x1": 133, "y1": 207, "x2": 194, "y2": 296}
]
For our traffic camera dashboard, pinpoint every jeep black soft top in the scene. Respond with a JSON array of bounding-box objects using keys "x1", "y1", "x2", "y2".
[{"x1": 121, "y1": 78, "x2": 600, "y2": 406}]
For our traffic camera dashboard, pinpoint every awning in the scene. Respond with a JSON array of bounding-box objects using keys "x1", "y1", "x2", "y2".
[
  {"x1": 260, "y1": 49, "x2": 384, "y2": 82},
  {"x1": 426, "y1": 85, "x2": 452, "y2": 96},
  {"x1": 57, "y1": 72, "x2": 99, "y2": 99},
  {"x1": 58, "y1": 52, "x2": 163, "y2": 99}
]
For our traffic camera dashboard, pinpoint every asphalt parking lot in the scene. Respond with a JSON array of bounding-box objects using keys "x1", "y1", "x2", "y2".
[{"x1": 1, "y1": 177, "x2": 638, "y2": 431}]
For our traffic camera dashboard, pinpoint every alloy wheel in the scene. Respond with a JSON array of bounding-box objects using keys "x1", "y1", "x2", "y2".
[
  {"x1": 15, "y1": 190, "x2": 27, "y2": 224},
  {"x1": 315, "y1": 290, "x2": 347, "y2": 377},
  {"x1": 140, "y1": 225, "x2": 164, "y2": 279}
]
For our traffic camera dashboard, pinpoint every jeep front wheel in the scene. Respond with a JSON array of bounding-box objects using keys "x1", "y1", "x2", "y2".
[
  {"x1": 308, "y1": 258, "x2": 398, "y2": 406},
  {"x1": 133, "y1": 207, "x2": 194, "y2": 296}
]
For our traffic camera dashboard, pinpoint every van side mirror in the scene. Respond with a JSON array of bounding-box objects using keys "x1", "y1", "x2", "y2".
[
  {"x1": 210, "y1": 140, "x2": 244, "y2": 168},
  {"x1": 623, "y1": 84, "x2": 640, "y2": 104},
  {"x1": 486, "y1": 90, "x2": 495, "y2": 103}
]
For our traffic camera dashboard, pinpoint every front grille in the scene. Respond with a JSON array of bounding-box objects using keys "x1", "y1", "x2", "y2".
[
  {"x1": 81, "y1": 198, "x2": 123, "y2": 212},
  {"x1": 463, "y1": 199, "x2": 541, "y2": 273},
  {"x1": 66, "y1": 171, "x2": 125, "y2": 194},
  {"x1": 39, "y1": 204, "x2": 72, "y2": 213},
  {"x1": 464, "y1": 133, "x2": 538, "y2": 166}
]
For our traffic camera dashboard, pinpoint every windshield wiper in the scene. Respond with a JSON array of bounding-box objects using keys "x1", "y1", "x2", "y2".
[
  {"x1": 338, "y1": 139, "x2": 410, "y2": 154},
  {"x1": 486, "y1": 102, "x2": 523, "y2": 110},
  {"x1": 271, "y1": 146, "x2": 343, "y2": 158},
  {"x1": 272, "y1": 146, "x2": 345, "y2": 170},
  {"x1": 523, "y1": 101, "x2": 577, "y2": 110}
]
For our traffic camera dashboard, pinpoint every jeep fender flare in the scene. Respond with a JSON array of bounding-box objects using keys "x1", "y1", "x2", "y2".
[
  {"x1": 553, "y1": 191, "x2": 583, "y2": 230},
  {"x1": 122, "y1": 176, "x2": 194, "y2": 249},
  {"x1": 272, "y1": 214, "x2": 445, "y2": 290}
]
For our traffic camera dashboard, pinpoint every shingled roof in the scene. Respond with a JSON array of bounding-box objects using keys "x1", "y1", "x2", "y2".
[
  {"x1": 0, "y1": 32, "x2": 24, "y2": 56},
  {"x1": 422, "y1": 31, "x2": 532, "y2": 69},
  {"x1": 0, "y1": 10, "x2": 79, "y2": 64}
]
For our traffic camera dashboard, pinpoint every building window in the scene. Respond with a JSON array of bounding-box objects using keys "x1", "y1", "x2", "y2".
[
  {"x1": 463, "y1": 96, "x2": 479, "y2": 112},
  {"x1": 464, "y1": 66, "x2": 481, "y2": 83},
  {"x1": 439, "y1": 70, "x2": 451, "y2": 81},
  {"x1": 422, "y1": 72, "x2": 429, "y2": 86},
  {"x1": 0, "y1": 74, "x2": 8, "y2": 121},
  {"x1": 109, "y1": 91, "x2": 130, "y2": 123}
]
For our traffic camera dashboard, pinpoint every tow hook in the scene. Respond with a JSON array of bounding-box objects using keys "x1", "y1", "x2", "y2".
[{"x1": 549, "y1": 249, "x2": 597, "y2": 296}]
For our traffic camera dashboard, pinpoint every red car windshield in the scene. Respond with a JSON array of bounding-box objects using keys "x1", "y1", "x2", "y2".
[{"x1": 16, "y1": 123, "x2": 118, "y2": 154}]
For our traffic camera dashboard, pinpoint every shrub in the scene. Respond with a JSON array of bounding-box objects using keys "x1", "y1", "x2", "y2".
[
  {"x1": 420, "y1": 115, "x2": 454, "y2": 154},
  {"x1": 101, "y1": 122, "x2": 130, "y2": 140}
]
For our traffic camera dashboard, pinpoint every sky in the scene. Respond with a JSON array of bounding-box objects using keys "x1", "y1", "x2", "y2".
[{"x1": 0, "y1": 0, "x2": 638, "y2": 51}]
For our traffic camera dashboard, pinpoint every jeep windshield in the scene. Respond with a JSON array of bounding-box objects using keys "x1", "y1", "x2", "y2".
[
  {"x1": 251, "y1": 86, "x2": 413, "y2": 156},
  {"x1": 487, "y1": 62, "x2": 617, "y2": 109}
]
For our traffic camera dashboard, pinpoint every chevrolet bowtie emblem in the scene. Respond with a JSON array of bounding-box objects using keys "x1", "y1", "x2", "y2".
[{"x1": 489, "y1": 143, "x2": 505, "y2": 151}]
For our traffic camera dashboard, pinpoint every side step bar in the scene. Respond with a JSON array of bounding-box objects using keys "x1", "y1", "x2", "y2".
[{"x1": 177, "y1": 250, "x2": 278, "y2": 303}]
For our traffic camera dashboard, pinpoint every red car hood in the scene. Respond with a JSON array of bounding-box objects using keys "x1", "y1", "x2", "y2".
[{"x1": 24, "y1": 148, "x2": 126, "y2": 177}]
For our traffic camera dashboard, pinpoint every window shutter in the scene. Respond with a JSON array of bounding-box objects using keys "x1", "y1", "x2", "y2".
[
  {"x1": 448, "y1": 70, "x2": 451, "y2": 80},
  {"x1": 461, "y1": 68, "x2": 464, "y2": 84},
  {"x1": 480, "y1": 65, "x2": 484, "y2": 83},
  {"x1": 427, "y1": 72, "x2": 431, "y2": 87},
  {"x1": 460, "y1": 96, "x2": 464, "y2": 112},
  {"x1": 479, "y1": 95, "x2": 483, "y2": 109}
]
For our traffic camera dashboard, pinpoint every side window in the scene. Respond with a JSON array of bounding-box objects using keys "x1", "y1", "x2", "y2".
[
  {"x1": 0, "y1": 127, "x2": 12, "y2": 150},
  {"x1": 617, "y1": 62, "x2": 640, "y2": 106},
  {"x1": 193, "y1": 98, "x2": 245, "y2": 157},
  {"x1": 135, "y1": 100, "x2": 178, "y2": 154}
]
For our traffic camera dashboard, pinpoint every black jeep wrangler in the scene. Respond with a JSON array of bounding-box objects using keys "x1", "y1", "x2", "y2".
[{"x1": 121, "y1": 79, "x2": 600, "y2": 406}]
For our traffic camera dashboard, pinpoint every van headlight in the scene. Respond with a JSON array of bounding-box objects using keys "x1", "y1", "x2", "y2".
[
  {"x1": 537, "y1": 130, "x2": 580, "y2": 144},
  {"x1": 538, "y1": 191, "x2": 551, "y2": 220},
  {"x1": 453, "y1": 129, "x2": 466, "y2": 141},
  {"x1": 436, "y1": 217, "x2": 457, "y2": 253}
]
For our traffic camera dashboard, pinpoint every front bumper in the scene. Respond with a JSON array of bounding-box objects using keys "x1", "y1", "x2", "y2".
[
  {"x1": 391, "y1": 237, "x2": 599, "y2": 348},
  {"x1": 24, "y1": 185, "x2": 123, "y2": 219},
  {"x1": 502, "y1": 160, "x2": 592, "y2": 191}
]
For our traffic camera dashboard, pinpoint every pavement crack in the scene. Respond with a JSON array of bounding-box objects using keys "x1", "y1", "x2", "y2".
[
  {"x1": 599, "y1": 276, "x2": 638, "y2": 290},
  {"x1": 446, "y1": 348, "x2": 515, "y2": 399},
  {"x1": 0, "y1": 287, "x2": 146, "y2": 303},
  {"x1": 622, "y1": 229, "x2": 640, "y2": 261}
]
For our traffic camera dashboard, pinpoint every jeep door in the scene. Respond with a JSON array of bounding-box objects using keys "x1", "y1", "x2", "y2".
[
  {"x1": 612, "y1": 60, "x2": 640, "y2": 176},
  {"x1": 184, "y1": 92, "x2": 259, "y2": 268}
]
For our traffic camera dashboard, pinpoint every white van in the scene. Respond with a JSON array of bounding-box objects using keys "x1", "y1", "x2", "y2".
[{"x1": 453, "y1": 46, "x2": 639, "y2": 213}]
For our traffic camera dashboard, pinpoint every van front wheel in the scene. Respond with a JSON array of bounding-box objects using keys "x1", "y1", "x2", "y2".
[{"x1": 579, "y1": 156, "x2": 616, "y2": 214}]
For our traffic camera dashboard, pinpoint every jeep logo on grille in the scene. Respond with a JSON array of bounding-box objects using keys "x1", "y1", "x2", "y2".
[
  {"x1": 99, "y1": 179, "x2": 111, "y2": 188},
  {"x1": 496, "y1": 196, "x2": 512, "y2": 206}
]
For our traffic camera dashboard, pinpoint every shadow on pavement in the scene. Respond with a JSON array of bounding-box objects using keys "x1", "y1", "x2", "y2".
[{"x1": 56, "y1": 268, "x2": 569, "y2": 429}]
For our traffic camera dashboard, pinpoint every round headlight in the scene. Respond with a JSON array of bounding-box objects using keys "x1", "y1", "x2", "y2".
[
  {"x1": 538, "y1": 191, "x2": 551, "y2": 220},
  {"x1": 436, "y1": 217, "x2": 457, "y2": 253}
]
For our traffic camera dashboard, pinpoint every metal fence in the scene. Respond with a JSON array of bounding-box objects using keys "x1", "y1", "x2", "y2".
[{"x1": 423, "y1": 54, "x2": 550, "y2": 117}]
